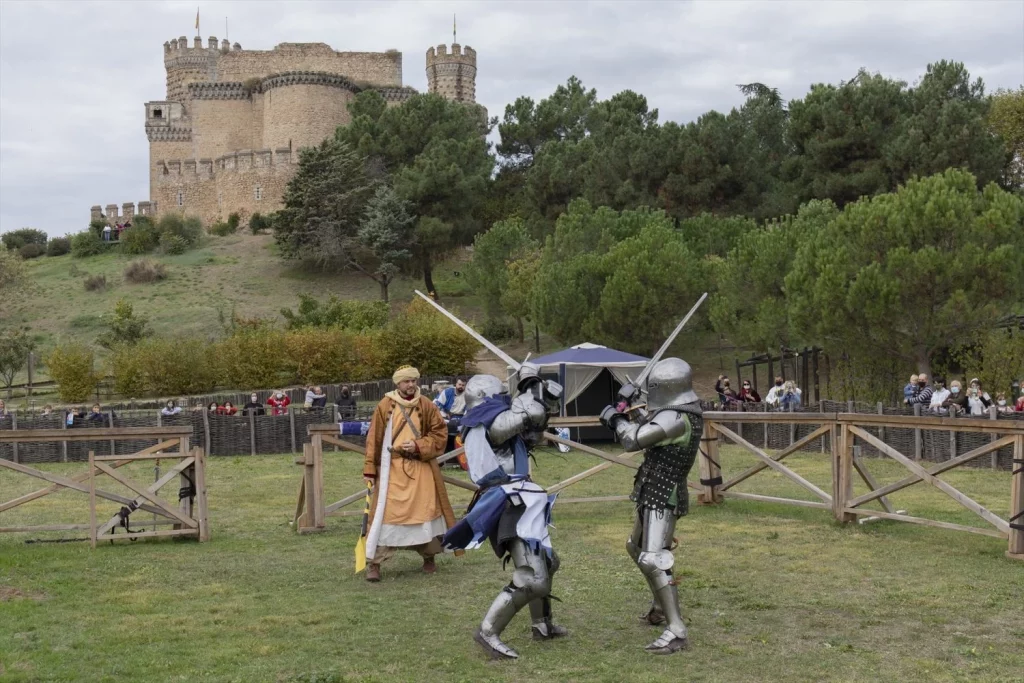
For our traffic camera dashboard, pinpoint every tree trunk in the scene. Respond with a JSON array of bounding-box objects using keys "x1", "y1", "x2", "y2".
[
  {"x1": 515, "y1": 317, "x2": 525, "y2": 343},
  {"x1": 379, "y1": 278, "x2": 389, "y2": 303},
  {"x1": 422, "y1": 258, "x2": 438, "y2": 301},
  {"x1": 915, "y1": 348, "x2": 932, "y2": 379}
]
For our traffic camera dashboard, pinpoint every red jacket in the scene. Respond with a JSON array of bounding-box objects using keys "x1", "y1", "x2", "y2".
[{"x1": 267, "y1": 395, "x2": 291, "y2": 415}]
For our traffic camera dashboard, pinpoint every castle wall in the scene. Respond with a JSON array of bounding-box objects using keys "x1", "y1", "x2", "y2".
[
  {"x1": 261, "y1": 83, "x2": 353, "y2": 151},
  {"x1": 216, "y1": 44, "x2": 402, "y2": 86},
  {"x1": 149, "y1": 139, "x2": 195, "y2": 198},
  {"x1": 190, "y1": 98, "x2": 262, "y2": 161}
]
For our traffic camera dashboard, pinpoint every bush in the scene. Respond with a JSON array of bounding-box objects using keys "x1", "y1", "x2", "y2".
[
  {"x1": 46, "y1": 236, "x2": 71, "y2": 256},
  {"x1": 227, "y1": 212, "x2": 240, "y2": 232},
  {"x1": 121, "y1": 337, "x2": 220, "y2": 395},
  {"x1": 373, "y1": 300, "x2": 478, "y2": 376},
  {"x1": 249, "y1": 212, "x2": 271, "y2": 234},
  {"x1": 208, "y1": 221, "x2": 235, "y2": 237},
  {"x1": 215, "y1": 328, "x2": 289, "y2": 389},
  {"x1": 2, "y1": 228, "x2": 48, "y2": 251},
  {"x1": 46, "y1": 342, "x2": 101, "y2": 402},
  {"x1": 83, "y1": 274, "x2": 107, "y2": 291},
  {"x1": 479, "y1": 317, "x2": 518, "y2": 343},
  {"x1": 110, "y1": 344, "x2": 147, "y2": 397},
  {"x1": 124, "y1": 259, "x2": 168, "y2": 284},
  {"x1": 280, "y1": 294, "x2": 389, "y2": 331},
  {"x1": 120, "y1": 220, "x2": 160, "y2": 255},
  {"x1": 283, "y1": 328, "x2": 366, "y2": 384},
  {"x1": 96, "y1": 298, "x2": 151, "y2": 349},
  {"x1": 89, "y1": 219, "x2": 108, "y2": 238},
  {"x1": 160, "y1": 233, "x2": 188, "y2": 255},
  {"x1": 18, "y1": 243, "x2": 45, "y2": 259},
  {"x1": 157, "y1": 214, "x2": 202, "y2": 246},
  {"x1": 71, "y1": 230, "x2": 105, "y2": 258}
]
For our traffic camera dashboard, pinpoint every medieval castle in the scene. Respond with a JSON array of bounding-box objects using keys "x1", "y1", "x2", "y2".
[{"x1": 92, "y1": 36, "x2": 478, "y2": 227}]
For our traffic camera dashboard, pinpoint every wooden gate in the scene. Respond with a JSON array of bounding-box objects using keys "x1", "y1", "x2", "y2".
[{"x1": 0, "y1": 426, "x2": 209, "y2": 546}]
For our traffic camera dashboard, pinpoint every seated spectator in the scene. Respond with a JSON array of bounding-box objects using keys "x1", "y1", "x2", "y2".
[
  {"x1": 968, "y1": 378, "x2": 991, "y2": 407},
  {"x1": 267, "y1": 389, "x2": 290, "y2": 415},
  {"x1": 995, "y1": 393, "x2": 1013, "y2": 414},
  {"x1": 907, "y1": 374, "x2": 933, "y2": 407},
  {"x1": 335, "y1": 385, "x2": 357, "y2": 420},
  {"x1": 311, "y1": 386, "x2": 327, "y2": 409},
  {"x1": 942, "y1": 380, "x2": 969, "y2": 415},
  {"x1": 243, "y1": 393, "x2": 265, "y2": 416},
  {"x1": 86, "y1": 403, "x2": 106, "y2": 423},
  {"x1": 778, "y1": 381, "x2": 802, "y2": 410},
  {"x1": 765, "y1": 377, "x2": 785, "y2": 406},
  {"x1": 66, "y1": 406, "x2": 86, "y2": 426},
  {"x1": 929, "y1": 378, "x2": 950, "y2": 415},
  {"x1": 207, "y1": 401, "x2": 220, "y2": 414},
  {"x1": 161, "y1": 400, "x2": 182, "y2": 416},
  {"x1": 434, "y1": 378, "x2": 467, "y2": 419},
  {"x1": 218, "y1": 401, "x2": 238, "y2": 416},
  {"x1": 192, "y1": 401, "x2": 206, "y2": 413},
  {"x1": 903, "y1": 374, "x2": 919, "y2": 402},
  {"x1": 966, "y1": 381, "x2": 991, "y2": 416},
  {"x1": 303, "y1": 385, "x2": 316, "y2": 409},
  {"x1": 40, "y1": 404, "x2": 53, "y2": 416},
  {"x1": 738, "y1": 381, "x2": 761, "y2": 404}
]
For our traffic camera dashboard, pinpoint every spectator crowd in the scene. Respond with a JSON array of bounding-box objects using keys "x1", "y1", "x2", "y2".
[{"x1": 903, "y1": 374, "x2": 1023, "y2": 415}]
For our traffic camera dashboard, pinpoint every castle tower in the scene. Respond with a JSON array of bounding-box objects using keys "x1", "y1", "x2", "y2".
[
  {"x1": 163, "y1": 35, "x2": 221, "y2": 101},
  {"x1": 426, "y1": 44, "x2": 476, "y2": 103}
]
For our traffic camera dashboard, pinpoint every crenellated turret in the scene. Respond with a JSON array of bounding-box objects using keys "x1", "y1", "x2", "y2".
[{"x1": 426, "y1": 43, "x2": 477, "y2": 103}]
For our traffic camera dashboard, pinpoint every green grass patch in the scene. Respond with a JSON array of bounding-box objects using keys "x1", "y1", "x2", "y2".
[{"x1": 1, "y1": 446, "x2": 1020, "y2": 681}]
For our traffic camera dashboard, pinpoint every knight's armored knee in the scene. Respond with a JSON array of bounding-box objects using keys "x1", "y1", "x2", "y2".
[
  {"x1": 512, "y1": 565, "x2": 552, "y2": 601},
  {"x1": 637, "y1": 550, "x2": 675, "y2": 588}
]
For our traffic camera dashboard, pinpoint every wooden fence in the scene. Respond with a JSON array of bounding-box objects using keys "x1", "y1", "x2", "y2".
[{"x1": 0, "y1": 426, "x2": 209, "y2": 546}]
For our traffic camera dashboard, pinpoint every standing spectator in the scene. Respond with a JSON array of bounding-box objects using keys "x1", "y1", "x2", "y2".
[
  {"x1": 715, "y1": 375, "x2": 732, "y2": 403},
  {"x1": 102, "y1": 224, "x2": 112, "y2": 242},
  {"x1": 765, "y1": 377, "x2": 785, "y2": 406},
  {"x1": 267, "y1": 390, "x2": 291, "y2": 415},
  {"x1": 336, "y1": 385, "x2": 358, "y2": 420},
  {"x1": 995, "y1": 393, "x2": 1013, "y2": 414},
  {"x1": 0, "y1": 399, "x2": 9, "y2": 420},
  {"x1": 966, "y1": 381, "x2": 991, "y2": 416},
  {"x1": 303, "y1": 385, "x2": 317, "y2": 409},
  {"x1": 968, "y1": 379, "x2": 992, "y2": 407},
  {"x1": 720, "y1": 379, "x2": 739, "y2": 407},
  {"x1": 903, "y1": 374, "x2": 919, "y2": 402},
  {"x1": 86, "y1": 404, "x2": 106, "y2": 423},
  {"x1": 161, "y1": 400, "x2": 181, "y2": 416},
  {"x1": 929, "y1": 378, "x2": 950, "y2": 415},
  {"x1": 40, "y1": 404, "x2": 53, "y2": 416},
  {"x1": 738, "y1": 380, "x2": 761, "y2": 404},
  {"x1": 907, "y1": 374, "x2": 933, "y2": 407},
  {"x1": 219, "y1": 401, "x2": 238, "y2": 416},
  {"x1": 434, "y1": 378, "x2": 467, "y2": 419},
  {"x1": 192, "y1": 401, "x2": 205, "y2": 413},
  {"x1": 942, "y1": 380, "x2": 968, "y2": 415},
  {"x1": 778, "y1": 381, "x2": 802, "y2": 410},
  {"x1": 207, "y1": 401, "x2": 220, "y2": 414},
  {"x1": 243, "y1": 393, "x2": 265, "y2": 416}
]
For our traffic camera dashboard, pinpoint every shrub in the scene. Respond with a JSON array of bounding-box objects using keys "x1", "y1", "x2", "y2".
[
  {"x1": 249, "y1": 212, "x2": 271, "y2": 234},
  {"x1": 160, "y1": 232, "x2": 188, "y2": 255},
  {"x1": 96, "y1": 299, "x2": 151, "y2": 349},
  {"x1": 2, "y1": 228, "x2": 48, "y2": 251},
  {"x1": 157, "y1": 214, "x2": 202, "y2": 246},
  {"x1": 46, "y1": 236, "x2": 71, "y2": 256},
  {"x1": 121, "y1": 337, "x2": 220, "y2": 395},
  {"x1": 83, "y1": 274, "x2": 107, "y2": 291},
  {"x1": 283, "y1": 328, "x2": 365, "y2": 384},
  {"x1": 124, "y1": 259, "x2": 168, "y2": 284},
  {"x1": 120, "y1": 220, "x2": 160, "y2": 254},
  {"x1": 373, "y1": 300, "x2": 478, "y2": 376},
  {"x1": 71, "y1": 230, "x2": 105, "y2": 258},
  {"x1": 227, "y1": 212, "x2": 240, "y2": 232},
  {"x1": 89, "y1": 219, "x2": 108, "y2": 238},
  {"x1": 18, "y1": 243, "x2": 45, "y2": 259},
  {"x1": 479, "y1": 317, "x2": 517, "y2": 343},
  {"x1": 46, "y1": 342, "x2": 101, "y2": 402},
  {"x1": 208, "y1": 221, "x2": 235, "y2": 236},
  {"x1": 280, "y1": 294, "x2": 389, "y2": 331},
  {"x1": 215, "y1": 328, "x2": 289, "y2": 389},
  {"x1": 110, "y1": 344, "x2": 147, "y2": 397}
]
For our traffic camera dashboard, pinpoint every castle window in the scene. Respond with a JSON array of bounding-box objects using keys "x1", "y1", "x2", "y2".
[
  {"x1": 254, "y1": 186, "x2": 262, "y2": 201},
  {"x1": 177, "y1": 191, "x2": 184, "y2": 207},
  {"x1": 153, "y1": 108, "x2": 163, "y2": 119}
]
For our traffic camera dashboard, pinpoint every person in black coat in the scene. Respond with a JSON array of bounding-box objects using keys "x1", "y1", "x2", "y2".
[{"x1": 335, "y1": 385, "x2": 358, "y2": 420}]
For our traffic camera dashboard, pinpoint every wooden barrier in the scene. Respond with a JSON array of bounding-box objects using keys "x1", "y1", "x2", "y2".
[
  {"x1": 700, "y1": 411, "x2": 1024, "y2": 560},
  {"x1": 0, "y1": 426, "x2": 209, "y2": 546}
]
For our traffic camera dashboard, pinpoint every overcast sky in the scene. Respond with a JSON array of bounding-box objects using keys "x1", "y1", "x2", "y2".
[{"x1": 1, "y1": 0, "x2": 1022, "y2": 236}]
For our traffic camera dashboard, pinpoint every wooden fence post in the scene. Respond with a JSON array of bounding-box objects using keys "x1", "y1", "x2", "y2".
[
  {"x1": 990, "y1": 406, "x2": 999, "y2": 470},
  {"x1": 332, "y1": 404, "x2": 339, "y2": 452},
  {"x1": 833, "y1": 421, "x2": 855, "y2": 523},
  {"x1": 11, "y1": 412, "x2": 18, "y2": 464},
  {"x1": 202, "y1": 408, "x2": 211, "y2": 457},
  {"x1": 877, "y1": 402, "x2": 885, "y2": 445},
  {"x1": 698, "y1": 423, "x2": 722, "y2": 505},
  {"x1": 61, "y1": 411, "x2": 68, "y2": 462},
  {"x1": 311, "y1": 433, "x2": 326, "y2": 529},
  {"x1": 949, "y1": 424, "x2": 958, "y2": 461},
  {"x1": 913, "y1": 404, "x2": 923, "y2": 461},
  {"x1": 88, "y1": 450, "x2": 97, "y2": 549},
  {"x1": 194, "y1": 446, "x2": 210, "y2": 542},
  {"x1": 820, "y1": 400, "x2": 827, "y2": 453},
  {"x1": 248, "y1": 410, "x2": 256, "y2": 456},
  {"x1": 1008, "y1": 435, "x2": 1024, "y2": 561},
  {"x1": 289, "y1": 408, "x2": 297, "y2": 454},
  {"x1": 107, "y1": 412, "x2": 116, "y2": 456}
]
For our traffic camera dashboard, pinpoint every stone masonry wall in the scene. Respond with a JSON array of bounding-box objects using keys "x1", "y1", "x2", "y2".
[
  {"x1": 261, "y1": 83, "x2": 353, "y2": 151},
  {"x1": 191, "y1": 98, "x2": 263, "y2": 161},
  {"x1": 216, "y1": 43, "x2": 402, "y2": 86}
]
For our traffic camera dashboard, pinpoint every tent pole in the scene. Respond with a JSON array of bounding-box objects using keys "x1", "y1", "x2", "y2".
[{"x1": 559, "y1": 363, "x2": 566, "y2": 417}]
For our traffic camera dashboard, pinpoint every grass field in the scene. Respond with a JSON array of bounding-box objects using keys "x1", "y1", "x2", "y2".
[{"x1": 2, "y1": 443, "x2": 1022, "y2": 682}]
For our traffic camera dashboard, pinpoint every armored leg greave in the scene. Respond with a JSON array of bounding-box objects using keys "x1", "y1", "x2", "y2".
[
  {"x1": 477, "y1": 540, "x2": 558, "y2": 659},
  {"x1": 628, "y1": 508, "x2": 688, "y2": 653}
]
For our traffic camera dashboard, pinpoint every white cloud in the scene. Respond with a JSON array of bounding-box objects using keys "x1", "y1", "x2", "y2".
[{"x1": 0, "y1": 0, "x2": 1021, "y2": 235}]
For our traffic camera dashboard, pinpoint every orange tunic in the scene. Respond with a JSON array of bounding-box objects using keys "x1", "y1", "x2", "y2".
[{"x1": 382, "y1": 405, "x2": 441, "y2": 525}]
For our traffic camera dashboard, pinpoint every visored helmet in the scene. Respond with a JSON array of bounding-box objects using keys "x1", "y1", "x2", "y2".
[
  {"x1": 646, "y1": 358, "x2": 698, "y2": 410},
  {"x1": 464, "y1": 374, "x2": 506, "y2": 411}
]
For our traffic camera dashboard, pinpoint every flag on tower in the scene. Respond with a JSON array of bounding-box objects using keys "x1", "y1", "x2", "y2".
[
  {"x1": 195, "y1": 8, "x2": 200, "y2": 32},
  {"x1": 453, "y1": 13, "x2": 456, "y2": 43}
]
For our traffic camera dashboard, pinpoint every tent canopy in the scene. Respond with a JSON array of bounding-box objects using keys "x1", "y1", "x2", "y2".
[{"x1": 509, "y1": 343, "x2": 648, "y2": 412}]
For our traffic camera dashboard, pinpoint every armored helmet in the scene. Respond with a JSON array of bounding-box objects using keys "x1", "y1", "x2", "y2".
[
  {"x1": 464, "y1": 374, "x2": 505, "y2": 411},
  {"x1": 645, "y1": 357, "x2": 698, "y2": 410}
]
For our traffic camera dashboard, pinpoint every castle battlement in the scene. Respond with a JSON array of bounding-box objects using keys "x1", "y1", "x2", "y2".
[
  {"x1": 164, "y1": 35, "x2": 240, "y2": 54},
  {"x1": 90, "y1": 201, "x2": 157, "y2": 225},
  {"x1": 426, "y1": 44, "x2": 477, "y2": 103},
  {"x1": 154, "y1": 149, "x2": 295, "y2": 180}
]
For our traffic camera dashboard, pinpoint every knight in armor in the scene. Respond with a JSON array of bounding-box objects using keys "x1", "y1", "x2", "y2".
[
  {"x1": 441, "y1": 365, "x2": 568, "y2": 659},
  {"x1": 600, "y1": 357, "x2": 704, "y2": 654}
]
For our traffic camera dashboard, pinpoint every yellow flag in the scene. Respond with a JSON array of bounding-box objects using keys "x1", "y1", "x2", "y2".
[{"x1": 195, "y1": 8, "x2": 200, "y2": 31}]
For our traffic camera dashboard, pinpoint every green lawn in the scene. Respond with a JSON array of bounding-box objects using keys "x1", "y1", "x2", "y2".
[{"x1": 5, "y1": 444, "x2": 1019, "y2": 682}]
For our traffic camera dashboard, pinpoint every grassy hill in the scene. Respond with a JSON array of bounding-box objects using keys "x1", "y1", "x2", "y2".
[{"x1": 4, "y1": 232, "x2": 748, "y2": 401}]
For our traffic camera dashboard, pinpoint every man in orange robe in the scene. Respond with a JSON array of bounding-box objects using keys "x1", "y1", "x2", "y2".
[{"x1": 362, "y1": 365, "x2": 456, "y2": 581}]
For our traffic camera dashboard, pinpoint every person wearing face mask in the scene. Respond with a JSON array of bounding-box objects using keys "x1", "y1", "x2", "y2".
[
  {"x1": 994, "y1": 392, "x2": 1012, "y2": 414},
  {"x1": 942, "y1": 380, "x2": 969, "y2": 415},
  {"x1": 336, "y1": 385, "x2": 358, "y2": 420},
  {"x1": 738, "y1": 380, "x2": 761, "y2": 404},
  {"x1": 1015, "y1": 384, "x2": 1024, "y2": 412},
  {"x1": 965, "y1": 379, "x2": 991, "y2": 416},
  {"x1": 765, "y1": 377, "x2": 785, "y2": 407},
  {"x1": 929, "y1": 378, "x2": 950, "y2": 415},
  {"x1": 267, "y1": 390, "x2": 291, "y2": 416},
  {"x1": 907, "y1": 374, "x2": 934, "y2": 407},
  {"x1": 242, "y1": 393, "x2": 265, "y2": 416}
]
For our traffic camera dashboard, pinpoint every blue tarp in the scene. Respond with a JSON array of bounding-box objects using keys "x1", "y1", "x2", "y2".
[{"x1": 529, "y1": 342, "x2": 648, "y2": 368}]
